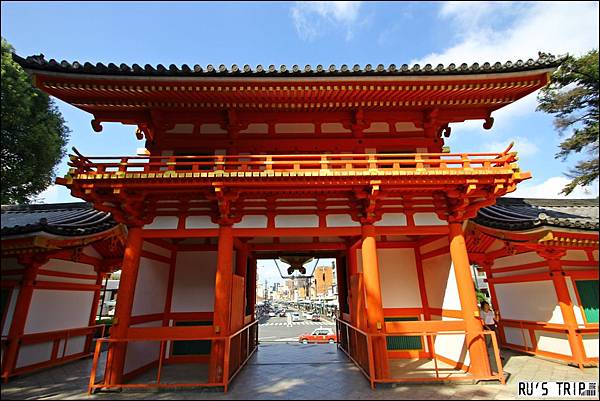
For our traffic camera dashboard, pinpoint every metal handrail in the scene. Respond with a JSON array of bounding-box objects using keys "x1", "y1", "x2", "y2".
[{"x1": 88, "y1": 320, "x2": 258, "y2": 394}]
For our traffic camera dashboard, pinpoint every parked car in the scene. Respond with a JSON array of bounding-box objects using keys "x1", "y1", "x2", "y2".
[
  {"x1": 299, "y1": 328, "x2": 337, "y2": 344},
  {"x1": 311, "y1": 314, "x2": 321, "y2": 322},
  {"x1": 268, "y1": 311, "x2": 276, "y2": 317},
  {"x1": 291, "y1": 312, "x2": 303, "y2": 322},
  {"x1": 279, "y1": 310, "x2": 287, "y2": 317}
]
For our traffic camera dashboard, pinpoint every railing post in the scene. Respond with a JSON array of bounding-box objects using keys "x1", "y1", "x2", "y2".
[{"x1": 88, "y1": 339, "x2": 103, "y2": 394}]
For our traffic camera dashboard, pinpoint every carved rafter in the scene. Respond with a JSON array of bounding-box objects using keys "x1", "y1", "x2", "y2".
[{"x1": 207, "y1": 185, "x2": 242, "y2": 225}]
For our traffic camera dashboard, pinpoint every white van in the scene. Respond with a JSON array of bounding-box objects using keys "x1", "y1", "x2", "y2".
[{"x1": 291, "y1": 312, "x2": 302, "y2": 322}]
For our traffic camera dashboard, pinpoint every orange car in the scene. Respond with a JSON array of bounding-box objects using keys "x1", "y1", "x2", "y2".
[{"x1": 299, "y1": 328, "x2": 337, "y2": 344}]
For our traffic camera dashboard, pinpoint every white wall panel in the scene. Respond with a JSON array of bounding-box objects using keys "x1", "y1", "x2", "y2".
[
  {"x1": 326, "y1": 214, "x2": 360, "y2": 227},
  {"x1": 25, "y1": 290, "x2": 93, "y2": 334},
  {"x1": 186, "y1": 216, "x2": 218, "y2": 229},
  {"x1": 378, "y1": 249, "x2": 421, "y2": 308},
  {"x1": 583, "y1": 334, "x2": 599, "y2": 358},
  {"x1": 42, "y1": 259, "x2": 95, "y2": 276},
  {"x1": 124, "y1": 321, "x2": 162, "y2": 375},
  {"x1": 234, "y1": 215, "x2": 268, "y2": 228},
  {"x1": 422, "y1": 253, "x2": 461, "y2": 310},
  {"x1": 494, "y1": 281, "x2": 563, "y2": 324},
  {"x1": 275, "y1": 215, "x2": 319, "y2": 228},
  {"x1": 171, "y1": 251, "x2": 217, "y2": 312},
  {"x1": 562, "y1": 250, "x2": 588, "y2": 261},
  {"x1": 131, "y1": 257, "x2": 169, "y2": 316},
  {"x1": 413, "y1": 213, "x2": 446, "y2": 226},
  {"x1": 535, "y1": 331, "x2": 571, "y2": 356},
  {"x1": 493, "y1": 252, "x2": 545, "y2": 269},
  {"x1": 64, "y1": 335, "x2": 86, "y2": 357},
  {"x1": 15, "y1": 342, "x2": 53, "y2": 368},
  {"x1": 144, "y1": 216, "x2": 179, "y2": 229},
  {"x1": 503, "y1": 326, "x2": 532, "y2": 348},
  {"x1": 374, "y1": 213, "x2": 407, "y2": 227}
]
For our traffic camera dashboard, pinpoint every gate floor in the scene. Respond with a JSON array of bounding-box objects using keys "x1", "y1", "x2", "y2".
[{"x1": 1, "y1": 346, "x2": 597, "y2": 400}]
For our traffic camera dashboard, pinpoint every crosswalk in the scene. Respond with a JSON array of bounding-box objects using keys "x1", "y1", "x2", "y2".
[{"x1": 259, "y1": 321, "x2": 334, "y2": 327}]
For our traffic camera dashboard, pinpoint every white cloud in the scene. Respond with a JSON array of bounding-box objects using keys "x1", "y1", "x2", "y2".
[
  {"x1": 415, "y1": 2, "x2": 599, "y2": 130},
  {"x1": 290, "y1": 1, "x2": 362, "y2": 41},
  {"x1": 481, "y1": 135, "x2": 539, "y2": 157},
  {"x1": 33, "y1": 184, "x2": 78, "y2": 204},
  {"x1": 507, "y1": 176, "x2": 599, "y2": 199}
]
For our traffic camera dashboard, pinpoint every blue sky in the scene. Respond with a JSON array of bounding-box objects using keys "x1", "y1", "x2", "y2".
[{"x1": 2, "y1": 1, "x2": 599, "y2": 283}]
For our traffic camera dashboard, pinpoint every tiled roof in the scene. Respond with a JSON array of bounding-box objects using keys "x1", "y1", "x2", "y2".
[
  {"x1": 1, "y1": 202, "x2": 117, "y2": 237},
  {"x1": 475, "y1": 198, "x2": 599, "y2": 231},
  {"x1": 12, "y1": 53, "x2": 563, "y2": 78}
]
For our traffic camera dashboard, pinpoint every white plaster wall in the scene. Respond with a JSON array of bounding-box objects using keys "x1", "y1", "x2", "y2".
[
  {"x1": 326, "y1": 214, "x2": 360, "y2": 227},
  {"x1": 563, "y1": 250, "x2": 589, "y2": 261},
  {"x1": 275, "y1": 215, "x2": 319, "y2": 228},
  {"x1": 131, "y1": 257, "x2": 169, "y2": 316},
  {"x1": 422, "y1": 253, "x2": 461, "y2": 310},
  {"x1": 123, "y1": 321, "x2": 162, "y2": 375},
  {"x1": 42, "y1": 259, "x2": 95, "y2": 276},
  {"x1": 378, "y1": 249, "x2": 421, "y2": 308},
  {"x1": 321, "y1": 123, "x2": 350, "y2": 133},
  {"x1": 186, "y1": 216, "x2": 219, "y2": 229},
  {"x1": 275, "y1": 123, "x2": 315, "y2": 134},
  {"x1": 35, "y1": 275, "x2": 97, "y2": 285},
  {"x1": 374, "y1": 213, "x2": 407, "y2": 227},
  {"x1": 200, "y1": 123, "x2": 227, "y2": 134},
  {"x1": 64, "y1": 335, "x2": 86, "y2": 357},
  {"x1": 2, "y1": 288, "x2": 19, "y2": 336},
  {"x1": 15, "y1": 342, "x2": 53, "y2": 368},
  {"x1": 234, "y1": 215, "x2": 268, "y2": 228},
  {"x1": 583, "y1": 334, "x2": 599, "y2": 358},
  {"x1": 493, "y1": 252, "x2": 545, "y2": 269},
  {"x1": 171, "y1": 251, "x2": 217, "y2": 312},
  {"x1": 503, "y1": 326, "x2": 533, "y2": 348},
  {"x1": 566, "y1": 277, "x2": 586, "y2": 325},
  {"x1": 535, "y1": 331, "x2": 571, "y2": 356},
  {"x1": 434, "y1": 332, "x2": 470, "y2": 367},
  {"x1": 240, "y1": 123, "x2": 268, "y2": 134},
  {"x1": 25, "y1": 290, "x2": 93, "y2": 334},
  {"x1": 419, "y1": 237, "x2": 449, "y2": 255},
  {"x1": 142, "y1": 241, "x2": 172, "y2": 258},
  {"x1": 144, "y1": 216, "x2": 179, "y2": 230},
  {"x1": 413, "y1": 213, "x2": 446, "y2": 226},
  {"x1": 363, "y1": 122, "x2": 389, "y2": 133},
  {"x1": 494, "y1": 281, "x2": 564, "y2": 324}
]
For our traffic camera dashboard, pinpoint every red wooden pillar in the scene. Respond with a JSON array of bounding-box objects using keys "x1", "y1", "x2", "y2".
[
  {"x1": 248, "y1": 255, "x2": 257, "y2": 320},
  {"x1": 448, "y1": 222, "x2": 491, "y2": 377},
  {"x1": 360, "y1": 224, "x2": 388, "y2": 380},
  {"x1": 209, "y1": 224, "x2": 234, "y2": 384},
  {"x1": 106, "y1": 226, "x2": 143, "y2": 385},
  {"x1": 543, "y1": 252, "x2": 586, "y2": 368},
  {"x1": 235, "y1": 244, "x2": 248, "y2": 277},
  {"x1": 335, "y1": 256, "x2": 348, "y2": 319},
  {"x1": 1, "y1": 256, "x2": 43, "y2": 382},
  {"x1": 346, "y1": 242, "x2": 358, "y2": 323}
]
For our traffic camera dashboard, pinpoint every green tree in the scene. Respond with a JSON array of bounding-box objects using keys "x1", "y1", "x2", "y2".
[
  {"x1": 537, "y1": 50, "x2": 599, "y2": 195},
  {"x1": 1, "y1": 37, "x2": 69, "y2": 204}
]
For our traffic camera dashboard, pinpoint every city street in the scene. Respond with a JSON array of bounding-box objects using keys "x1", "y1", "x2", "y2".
[{"x1": 258, "y1": 310, "x2": 335, "y2": 342}]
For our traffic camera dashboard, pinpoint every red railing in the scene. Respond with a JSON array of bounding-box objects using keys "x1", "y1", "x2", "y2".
[
  {"x1": 67, "y1": 144, "x2": 518, "y2": 178},
  {"x1": 88, "y1": 320, "x2": 258, "y2": 394},
  {"x1": 336, "y1": 319, "x2": 505, "y2": 388}
]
